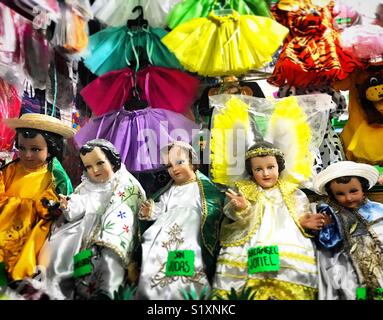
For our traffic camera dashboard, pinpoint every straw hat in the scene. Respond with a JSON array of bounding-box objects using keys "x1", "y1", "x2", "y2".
[
  {"x1": 313, "y1": 161, "x2": 379, "y2": 195},
  {"x1": 3, "y1": 113, "x2": 76, "y2": 138}
]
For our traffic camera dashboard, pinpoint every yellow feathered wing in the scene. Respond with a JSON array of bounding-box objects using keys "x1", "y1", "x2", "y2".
[
  {"x1": 266, "y1": 96, "x2": 313, "y2": 185},
  {"x1": 210, "y1": 97, "x2": 249, "y2": 186}
]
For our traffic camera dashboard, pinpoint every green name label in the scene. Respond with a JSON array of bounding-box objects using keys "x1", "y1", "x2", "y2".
[
  {"x1": 248, "y1": 245, "x2": 280, "y2": 274},
  {"x1": 73, "y1": 249, "x2": 93, "y2": 278},
  {"x1": 355, "y1": 287, "x2": 383, "y2": 300},
  {"x1": 0, "y1": 262, "x2": 7, "y2": 286},
  {"x1": 356, "y1": 287, "x2": 367, "y2": 300},
  {"x1": 165, "y1": 250, "x2": 195, "y2": 277}
]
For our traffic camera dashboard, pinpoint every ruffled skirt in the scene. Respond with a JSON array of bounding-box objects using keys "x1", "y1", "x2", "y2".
[
  {"x1": 162, "y1": 11, "x2": 288, "y2": 76},
  {"x1": 80, "y1": 65, "x2": 200, "y2": 115},
  {"x1": 74, "y1": 107, "x2": 199, "y2": 172},
  {"x1": 83, "y1": 26, "x2": 182, "y2": 76},
  {"x1": 167, "y1": 0, "x2": 271, "y2": 29}
]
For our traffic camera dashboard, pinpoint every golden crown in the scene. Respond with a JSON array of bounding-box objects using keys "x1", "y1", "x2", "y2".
[{"x1": 245, "y1": 147, "x2": 284, "y2": 160}]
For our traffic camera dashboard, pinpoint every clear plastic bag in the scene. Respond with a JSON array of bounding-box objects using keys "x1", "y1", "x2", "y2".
[
  {"x1": 208, "y1": 93, "x2": 335, "y2": 187},
  {"x1": 52, "y1": 5, "x2": 89, "y2": 54}
]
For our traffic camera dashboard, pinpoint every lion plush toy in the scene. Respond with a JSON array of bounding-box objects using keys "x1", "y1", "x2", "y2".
[{"x1": 334, "y1": 64, "x2": 383, "y2": 164}]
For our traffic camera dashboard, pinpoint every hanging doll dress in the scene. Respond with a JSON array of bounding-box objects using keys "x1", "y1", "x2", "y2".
[{"x1": 162, "y1": 10, "x2": 288, "y2": 76}]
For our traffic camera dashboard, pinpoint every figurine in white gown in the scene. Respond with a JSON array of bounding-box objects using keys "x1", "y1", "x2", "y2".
[
  {"x1": 136, "y1": 141, "x2": 224, "y2": 300},
  {"x1": 212, "y1": 141, "x2": 318, "y2": 300},
  {"x1": 38, "y1": 139, "x2": 146, "y2": 299}
]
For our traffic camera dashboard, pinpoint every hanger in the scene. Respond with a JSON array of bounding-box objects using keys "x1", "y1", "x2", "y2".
[
  {"x1": 242, "y1": 70, "x2": 273, "y2": 81},
  {"x1": 127, "y1": 5, "x2": 148, "y2": 29},
  {"x1": 208, "y1": 76, "x2": 254, "y2": 96},
  {"x1": 124, "y1": 89, "x2": 148, "y2": 110},
  {"x1": 124, "y1": 74, "x2": 148, "y2": 110},
  {"x1": 130, "y1": 47, "x2": 151, "y2": 72}
]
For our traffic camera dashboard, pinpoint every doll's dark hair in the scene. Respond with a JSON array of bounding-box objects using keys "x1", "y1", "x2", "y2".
[
  {"x1": 79, "y1": 139, "x2": 121, "y2": 172},
  {"x1": 15, "y1": 128, "x2": 64, "y2": 162},
  {"x1": 245, "y1": 141, "x2": 285, "y2": 176},
  {"x1": 325, "y1": 176, "x2": 370, "y2": 200}
]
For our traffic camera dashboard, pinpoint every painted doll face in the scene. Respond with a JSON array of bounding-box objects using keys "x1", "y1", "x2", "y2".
[
  {"x1": 250, "y1": 155, "x2": 279, "y2": 189},
  {"x1": 18, "y1": 133, "x2": 49, "y2": 170},
  {"x1": 165, "y1": 146, "x2": 196, "y2": 185},
  {"x1": 80, "y1": 147, "x2": 115, "y2": 183},
  {"x1": 329, "y1": 177, "x2": 365, "y2": 209}
]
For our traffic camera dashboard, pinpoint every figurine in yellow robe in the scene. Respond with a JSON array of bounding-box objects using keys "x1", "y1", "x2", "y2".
[{"x1": 0, "y1": 114, "x2": 74, "y2": 283}]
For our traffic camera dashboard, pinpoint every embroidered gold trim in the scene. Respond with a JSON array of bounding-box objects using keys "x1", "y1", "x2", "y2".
[
  {"x1": 174, "y1": 177, "x2": 197, "y2": 186},
  {"x1": 216, "y1": 263, "x2": 318, "y2": 276},
  {"x1": 279, "y1": 252, "x2": 316, "y2": 265},
  {"x1": 221, "y1": 179, "x2": 313, "y2": 247},
  {"x1": 217, "y1": 258, "x2": 247, "y2": 268},
  {"x1": 197, "y1": 176, "x2": 211, "y2": 255},
  {"x1": 212, "y1": 278, "x2": 317, "y2": 300}
]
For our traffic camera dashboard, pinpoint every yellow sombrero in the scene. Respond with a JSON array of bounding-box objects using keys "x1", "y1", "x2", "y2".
[{"x1": 3, "y1": 113, "x2": 76, "y2": 139}]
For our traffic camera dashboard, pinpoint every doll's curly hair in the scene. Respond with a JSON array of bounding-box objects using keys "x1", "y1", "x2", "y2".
[{"x1": 79, "y1": 139, "x2": 121, "y2": 172}]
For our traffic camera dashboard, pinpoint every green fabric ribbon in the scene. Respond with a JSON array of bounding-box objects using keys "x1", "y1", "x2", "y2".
[{"x1": 50, "y1": 157, "x2": 73, "y2": 195}]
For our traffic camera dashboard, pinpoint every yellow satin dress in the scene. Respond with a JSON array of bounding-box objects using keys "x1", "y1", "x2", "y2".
[{"x1": 0, "y1": 161, "x2": 58, "y2": 281}]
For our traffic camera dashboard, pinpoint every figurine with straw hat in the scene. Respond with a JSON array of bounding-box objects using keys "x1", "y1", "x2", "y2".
[
  {"x1": 311, "y1": 161, "x2": 383, "y2": 300},
  {"x1": 0, "y1": 113, "x2": 75, "y2": 287}
]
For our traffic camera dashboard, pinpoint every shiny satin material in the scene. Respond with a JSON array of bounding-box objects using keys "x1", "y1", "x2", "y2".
[
  {"x1": 0, "y1": 161, "x2": 59, "y2": 280},
  {"x1": 38, "y1": 164, "x2": 146, "y2": 299},
  {"x1": 137, "y1": 182, "x2": 210, "y2": 300},
  {"x1": 318, "y1": 223, "x2": 342, "y2": 249},
  {"x1": 74, "y1": 247, "x2": 125, "y2": 299},
  {"x1": 317, "y1": 200, "x2": 383, "y2": 300},
  {"x1": 213, "y1": 184, "x2": 318, "y2": 300},
  {"x1": 50, "y1": 158, "x2": 74, "y2": 196},
  {"x1": 316, "y1": 203, "x2": 342, "y2": 249}
]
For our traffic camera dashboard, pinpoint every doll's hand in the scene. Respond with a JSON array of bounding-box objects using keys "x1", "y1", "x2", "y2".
[
  {"x1": 322, "y1": 213, "x2": 333, "y2": 226},
  {"x1": 139, "y1": 200, "x2": 152, "y2": 219},
  {"x1": 59, "y1": 194, "x2": 70, "y2": 210},
  {"x1": 378, "y1": 175, "x2": 383, "y2": 185},
  {"x1": 299, "y1": 213, "x2": 328, "y2": 231},
  {"x1": 226, "y1": 189, "x2": 248, "y2": 212}
]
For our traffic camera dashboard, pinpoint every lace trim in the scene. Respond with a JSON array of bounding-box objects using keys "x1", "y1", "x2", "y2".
[{"x1": 221, "y1": 179, "x2": 312, "y2": 247}]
